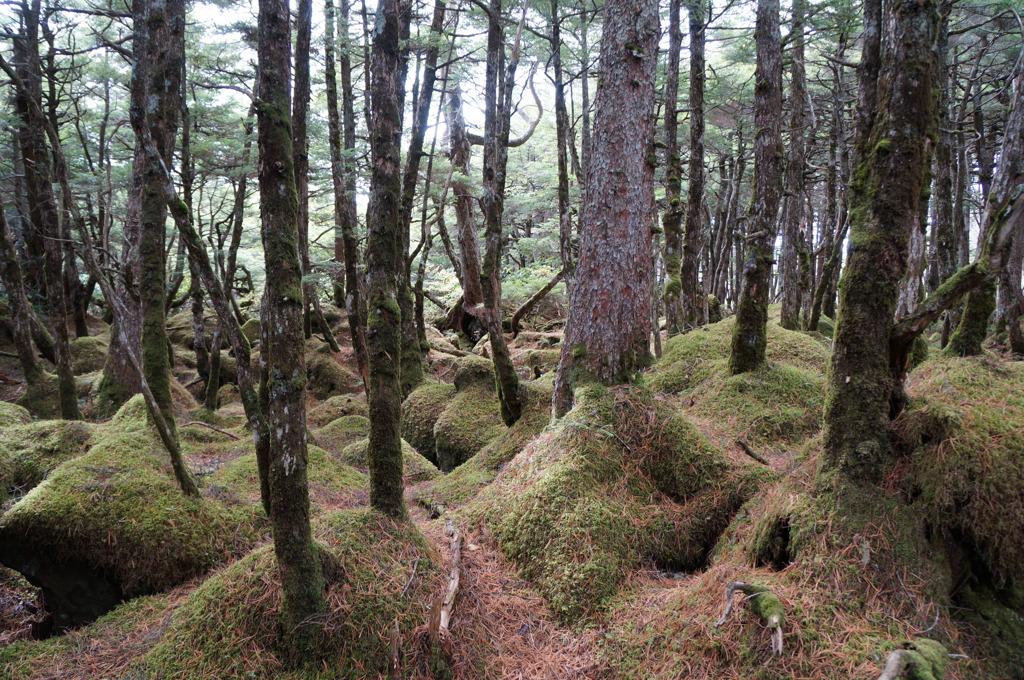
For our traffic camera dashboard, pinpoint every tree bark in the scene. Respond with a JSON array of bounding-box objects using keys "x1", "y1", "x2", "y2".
[
  {"x1": 256, "y1": 0, "x2": 326, "y2": 658},
  {"x1": 728, "y1": 0, "x2": 783, "y2": 374},
  {"x1": 661, "y1": 0, "x2": 684, "y2": 334},
  {"x1": 681, "y1": 0, "x2": 706, "y2": 330},
  {"x1": 819, "y1": 0, "x2": 938, "y2": 489},
  {"x1": 552, "y1": 0, "x2": 659, "y2": 416},
  {"x1": 779, "y1": 0, "x2": 806, "y2": 330},
  {"x1": 293, "y1": 0, "x2": 314, "y2": 339},
  {"x1": 0, "y1": 197, "x2": 44, "y2": 387},
  {"x1": 365, "y1": 0, "x2": 412, "y2": 520}
]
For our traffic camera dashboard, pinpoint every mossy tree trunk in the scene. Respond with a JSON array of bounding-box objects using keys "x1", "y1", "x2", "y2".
[
  {"x1": 255, "y1": 0, "x2": 326, "y2": 659},
  {"x1": 660, "y1": 0, "x2": 683, "y2": 335},
  {"x1": 552, "y1": 0, "x2": 659, "y2": 417},
  {"x1": 943, "y1": 69, "x2": 1024, "y2": 357},
  {"x1": 728, "y1": 0, "x2": 783, "y2": 375},
  {"x1": 778, "y1": 0, "x2": 806, "y2": 331},
  {"x1": 129, "y1": 0, "x2": 197, "y2": 497},
  {"x1": 479, "y1": 0, "x2": 524, "y2": 426},
  {"x1": 396, "y1": 0, "x2": 447, "y2": 398},
  {"x1": 551, "y1": 0, "x2": 574, "y2": 302},
  {"x1": 681, "y1": 0, "x2": 706, "y2": 330},
  {"x1": 927, "y1": 6, "x2": 955, "y2": 296},
  {"x1": 325, "y1": 0, "x2": 370, "y2": 389},
  {"x1": 292, "y1": 0, "x2": 314, "y2": 340},
  {"x1": 12, "y1": 0, "x2": 79, "y2": 421},
  {"x1": 365, "y1": 0, "x2": 412, "y2": 521},
  {"x1": 0, "y1": 197, "x2": 44, "y2": 387},
  {"x1": 819, "y1": 0, "x2": 938, "y2": 490}
]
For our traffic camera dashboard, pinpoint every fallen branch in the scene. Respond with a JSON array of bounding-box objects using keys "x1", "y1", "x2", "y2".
[
  {"x1": 182, "y1": 421, "x2": 242, "y2": 440},
  {"x1": 439, "y1": 520, "x2": 461, "y2": 634},
  {"x1": 877, "y1": 639, "x2": 953, "y2": 680},
  {"x1": 736, "y1": 440, "x2": 770, "y2": 466},
  {"x1": 429, "y1": 341, "x2": 469, "y2": 357},
  {"x1": 715, "y1": 581, "x2": 785, "y2": 655}
]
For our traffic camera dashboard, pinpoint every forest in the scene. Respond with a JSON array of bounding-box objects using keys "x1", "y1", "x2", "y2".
[{"x1": 0, "y1": 0, "x2": 1022, "y2": 676}]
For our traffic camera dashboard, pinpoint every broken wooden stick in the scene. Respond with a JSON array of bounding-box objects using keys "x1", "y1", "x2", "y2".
[
  {"x1": 439, "y1": 520, "x2": 462, "y2": 634},
  {"x1": 715, "y1": 580, "x2": 785, "y2": 655},
  {"x1": 736, "y1": 440, "x2": 771, "y2": 466},
  {"x1": 182, "y1": 421, "x2": 242, "y2": 440},
  {"x1": 877, "y1": 639, "x2": 952, "y2": 680}
]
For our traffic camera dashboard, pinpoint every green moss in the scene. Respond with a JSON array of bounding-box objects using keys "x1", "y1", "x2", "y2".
[
  {"x1": 649, "y1": 315, "x2": 829, "y2": 394},
  {"x1": 688, "y1": 362, "x2": 826, "y2": 448},
  {"x1": 0, "y1": 419, "x2": 93, "y2": 498},
  {"x1": 0, "y1": 401, "x2": 32, "y2": 427},
  {"x1": 900, "y1": 356, "x2": 1024, "y2": 589},
  {"x1": 15, "y1": 372, "x2": 60, "y2": 419},
  {"x1": 401, "y1": 381, "x2": 455, "y2": 464},
  {"x1": 307, "y1": 394, "x2": 369, "y2": 428},
  {"x1": 0, "y1": 418, "x2": 263, "y2": 628},
  {"x1": 69, "y1": 336, "x2": 108, "y2": 374},
  {"x1": 339, "y1": 437, "x2": 439, "y2": 484},
  {"x1": 139, "y1": 508, "x2": 441, "y2": 679},
  {"x1": 415, "y1": 380, "x2": 554, "y2": 509},
  {"x1": 305, "y1": 355, "x2": 357, "y2": 400},
  {"x1": 520, "y1": 349, "x2": 561, "y2": 376},
  {"x1": 312, "y1": 415, "x2": 370, "y2": 456},
  {"x1": 909, "y1": 334, "x2": 930, "y2": 369},
  {"x1": 471, "y1": 386, "x2": 764, "y2": 622},
  {"x1": 241, "y1": 317, "x2": 260, "y2": 344},
  {"x1": 433, "y1": 385, "x2": 506, "y2": 473}
]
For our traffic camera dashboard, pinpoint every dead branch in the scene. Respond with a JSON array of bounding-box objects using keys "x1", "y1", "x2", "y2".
[
  {"x1": 430, "y1": 342, "x2": 469, "y2": 357},
  {"x1": 182, "y1": 421, "x2": 241, "y2": 441},
  {"x1": 439, "y1": 520, "x2": 462, "y2": 634},
  {"x1": 736, "y1": 440, "x2": 770, "y2": 466},
  {"x1": 715, "y1": 580, "x2": 784, "y2": 655}
]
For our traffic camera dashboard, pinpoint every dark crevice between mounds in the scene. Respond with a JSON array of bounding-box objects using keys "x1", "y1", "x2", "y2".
[{"x1": 750, "y1": 515, "x2": 791, "y2": 571}]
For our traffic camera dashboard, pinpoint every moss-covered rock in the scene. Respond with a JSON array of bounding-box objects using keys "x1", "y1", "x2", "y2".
[
  {"x1": 305, "y1": 354, "x2": 358, "y2": 400},
  {"x1": 428, "y1": 356, "x2": 506, "y2": 473},
  {"x1": 241, "y1": 317, "x2": 260, "y2": 344},
  {"x1": 649, "y1": 315, "x2": 829, "y2": 395},
  {"x1": 900, "y1": 356, "x2": 1024, "y2": 590},
  {"x1": 471, "y1": 386, "x2": 768, "y2": 621},
  {"x1": 14, "y1": 372, "x2": 60, "y2": 420},
  {"x1": 415, "y1": 379, "x2": 553, "y2": 509},
  {"x1": 520, "y1": 348, "x2": 561, "y2": 377},
  {"x1": 401, "y1": 381, "x2": 455, "y2": 465},
  {"x1": 138, "y1": 509, "x2": 442, "y2": 679},
  {"x1": 69, "y1": 336, "x2": 108, "y2": 374},
  {"x1": 0, "y1": 406, "x2": 263, "y2": 629},
  {"x1": 216, "y1": 382, "x2": 240, "y2": 407},
  {"x1": 0, "y1": 419, "x2": 93, "y2": 499},
  {"x1": 311, "y1": 415, "x2": 370, "y2": 457},
  {"x1": 307, "y1": 394, "x2": 368, "y2": 428},
  {"x1": 0, "y1": 401, "x2": 32, "y2": 427},
  {"x1": 339, "y1": 437, "x2": 440, "y2": 484}
]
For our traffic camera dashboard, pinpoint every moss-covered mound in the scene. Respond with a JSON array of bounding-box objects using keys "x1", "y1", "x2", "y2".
[
  {"x1": 69, "y1": 336, "x2": 108, "y2": 374},
  {"x1": 241, "y1": 317, "x2": 260, "y2": 344},
  {"x1": 311, "y1": 415, "x2": 369, "y2": 457},
  {"x1": 901, "y1": 356, "x2": 1024, "y2": 592},
  {"x1": 649, "y1": 316, "x2": 829, "y2": 395},
  {"x1": 0, "y1": 399, "x2": 263, "y2": 629},
  {"x1": 339, "y1": 437, "x2": 440, "y2": 484},
  {"x1": 0, "y1": 401, "x2": 32, "y2": 427},
  {"x1": 401, "y1": 381, "x2": 455, "y2": 465},
  {"x1": 307, "y1": 394, "x2": 368, "y2": 428},
  {"x1": 687, "y1": 362, "x2": 826, "y2": 447},
  {"x1": 0, "y1": 420, "x2": 93, "y2": 498},
  {"x1": 305, "y1": 355, "x2": 358, "y2": 400},
  {"x1": 139, "y1": 509, "x2": 442, "y2": 679},
  {"x1": 14, "y1": 373, "x2": 60, "y2": 420},
  {"x1": 520, "y1": 348, "x2": 561, "y2": 377},
  {"x1": 415, "y1": 378, "x2": 554, "y2": 509},
  {"x1": 207, "y1": 443, "x2": 367, "y2": 511},
  {"x1": 471, "y1": 386, "x2": 768, "y2": 621},
  {"x1": 433, "y1": 356, "x2": 506, "y2": 472}
]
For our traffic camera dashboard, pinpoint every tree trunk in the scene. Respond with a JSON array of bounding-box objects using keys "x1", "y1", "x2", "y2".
[
  {"x1": 551, "y1": 0, "x2": 574, "y2": 301},
  {"x1": 681, "y1": 0, "x2": 706, "y2": 330},
  {"x1": 819, "y1": 0, "x2": 938, "y2": 489},
  {"x1": 0, "y1": 198, "x2": 44, "y2": 387},
  {"x1": 12, "y1": 0, "x2": 80, "y2": 420},
  {"x1": 364, "y1": 0, "x2": 412, "y2": 520},
  {"x1": 130, "y1": 0, "x2": 196, "y2": 495},
  {"x1": 779, "y1": 0, "x2": 806, "y2": 330},
  {"x1": 293, "y1": 0, "x2": 314, "y2": 339},
  {"x1": 728, "y1": 0, "x2": 783, "y2": 375},
  {"x1": 661, "y1": 0, "x2": 683, "y2": 334},
  {"x1": 552, "y1": 0, "x2": 659, "y2": 416},
  {"x1": 256, "y1": 0, "x2": 326, "y2": 659}
]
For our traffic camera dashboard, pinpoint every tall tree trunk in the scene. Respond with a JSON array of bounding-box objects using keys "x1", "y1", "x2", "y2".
[
  {"x1": 552, "y1": 0, "x2": 659, "y2": 417},
  {"x1": 681, "y1": 0, "x2": 706, "y2": 329},
  {"x1": 256, "y1": 0, "x2": 326, "y2": 658},
  {"x1": 818, "y1": 0, "x2": 938, "y2": 490},
  {"x1": 0, "y1": 198, "x2": 44, "y2": 388},
  {"x1": 479, "y1": 0, "x2": 524, "y2": 425},
  {"x1": 779, "y1": 0, "x2": 806, "y2": 330},
  {"x1": 728, "y1": 0, "x2": 783, "y2": 374},
  {"x1": 551, "y1": 0, "x2": 574, "y2": 300},
  {"x1": 927, "y1": 6, "x2": 954, "y2": 294},
  {"x1": 12, "y1": 0, "x2": 80, "y2": 420},
  {"x1": 130, "y1": 0, "x2": 197, "y2": 496},
  {"x1": 661, "y1": 0, "x2": 683, "y2": 334},
  {"x1": 293, "y1": 0, "x2": 314, "y2": 339},
  {"x1": 326, "y1": 0, "x2": 370, "y2": 388},
  {"x1": 364, "y1": 0, "x2": 412, "y2": 520}
]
